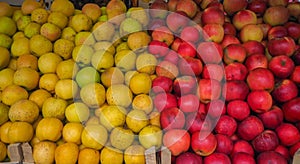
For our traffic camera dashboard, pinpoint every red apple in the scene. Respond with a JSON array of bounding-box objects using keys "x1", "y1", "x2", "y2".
[
  {"x1": 282, "y1": 97, "x2": 300, "y2": 123},
  {"x1": 214, "y1": 115, "x2": 237, "y2": 137},
  {"x1": 289, "y1": 141, "x2": 300, "y2": 157},
  {"x1": 275, "y1": 145, "x2": 290, "y2": 160},
  {"x1": 242, "y1": 40, "x2": 265, "y2": 56},
  {"x1": 290, "y1": 66, "x2": 300, "y2": 85},
  {"x1": 156, "y1": 60, "x2": 179, "y2": 80},
  {"x1": 173, "y1": 75, "x2": 198, "y2": 96},
  {"x1": 171, "y1": 37, "x2": 183, "y2": 52},
  {"x1": 223, "y1": 0, "x2": 248, "y2": 16},
  {"x1": 203, "y1": 153, "x2": 231, "y2": 164},
  {"x1": 284, "y1": 21, "x2": 300, "y2": 40},
  {"x1": 166, "y1": 11, "x2": 189, "y2": 34},
  {"x1": 197, "y1": 41, "x2": 223, "y2": 64},
  {"x1": 175, "y1": 0, "x2": 198, "y2": 18},
  {"x1": 151, "y1": 76, "x2": 173, "y2": 94},
  {"x1": 276, "y1": 123, "x2": 300, "y2": 146},
  {"x1": 227, "y1": 100, "x2": 250, "y2": 121},
  {"x1": 197, "y1": 79, "x2": 222, "y2": 103},
  {"x1": 267, "y1": 26, "x2": 288, "y2": 40},
  {"x1": 223, "y1": 44, "x2": 247, "y2": 64},
  {"x1": 153, "y1": 92, "x2": 178, "y2": 112},
  {"x1": 180, "y1": 26, "x2": 200, "y2": 43},
  {"x1": 232, "y1": 152, "x2": 256, "y2": 164},
  {"x1": 222, "y1": 80, "x2": 250, "y2": 101},
  {"x1": 163, "y1": 129, "x2": 190, "y2": 156},
  {"x1": 178, "y1": 94, "x2": 200, "y2": 113},
  {"x1": 225, "y1": 62, "x2": 248, "y2": 81},
  {"x1": 160, "y1": 107, "x2": 185, "y2": 130},
  {"x1": 178, "y1": 56, "x2": 203, "y2": 76},
  {"x1": 175, "y1": 152, "x2": 203, "y2": 164},
  {"x1": 185, "y1": 112, "x2": 212, "y2": 134},
  {"x1": 251, "y1": 130, "x2": 279, "y2": 153},
  {"x1": 205, "y1": 99, "x2": 226, "y2": 118},
  {"x1": 246, "y1": 68, "x2": 275, "y2": 91},
  {"x1": 202, "y1": 64, "x2": 225, "y2": 81},
  {"x1": 151, "y1": 26, "x2": 175, "y2": 46},
  {"x1": 232, "y1": 9, "x2": 257, "y2": 31},
  {"x1": 268, "y1": 55, "x2": 295, "y2": 79},
  {"x1": 221, "y1": 34, "x2": 240, "y2": 48},
  {"x1": 191, "y1": 132, "x2": 218, "y2": 156},
  {"x1": 237, "y1": 115, "x2": 264, "y2": 141},
  {"x1": 203, "y1": 23, "x2": 224, "y2": 43},
  {"x1": 244, "y1": 53, "x2": 268, "y2": 71},
  {"x1": 292, "y1": 49, "x2": 300, "y2": 65},
  {"x1": 231, "y1": 140, "x2": 255, "y2": 157},
  {"x1": 177, "y1": 42, "x2": 197, "y2": 58},
  {"x1": 256, "y1": 151, "x2": 288, "y2": 164},
  {"x1": 148, "y1": 40, "x2": 169, "y2": 58},
  {"x1": 258, "y1": 106, "x2": 283, "y2": 129},
  {"x1": 147, "y1": 18, "x2": 166, "y2": 34},
  {"x1": 201, "y1": 6, "x2": 225, "y2": 25},
  {"x1": 272, "y1": 79, "x2": 298, "y2": 103},
  {"x1": 247, "y1": 90, "x2": 273, "y2": 113},
  {"x1": 149, "y1": 0, "x2": 169, "y2": 19},
  {"x1": 247, "y1": 0, "x2": 267, "y2": 16},
  {"x1": 167, "y1": 0, "x2": 180, "y2": 11},
  {"x1": 215, "y1": 134, "x2": 233, "y2": 155},
  {"x1": 267, "y1": 36, "x2": 296, "y2": 57},
  {"x1": 206, "y1": 1, "x2": 224, "y2": 11},
  {"x1": 223, "y1": 23, "x2": 237, "y2": 36},
  {"x1": 164, "y1": 50, "x2": 179, "y2": 65}
]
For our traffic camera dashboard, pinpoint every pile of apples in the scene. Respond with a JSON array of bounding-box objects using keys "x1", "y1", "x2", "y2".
[{"x1": 147, "y1": 0, "x2": 300, "y2": 163}]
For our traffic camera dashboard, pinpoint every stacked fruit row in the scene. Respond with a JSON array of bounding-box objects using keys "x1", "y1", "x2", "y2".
[{"x1": 0, "y1": 0, "x2": 299, "y2": 163}]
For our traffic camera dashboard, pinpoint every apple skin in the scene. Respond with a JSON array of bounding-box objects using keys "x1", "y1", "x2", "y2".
[
  {"x1": 191, "y1": 132, "x2": 217, "y2": 156},
  {"x1": 221, "y1": 34, "x2": 240, "y2": 48},
  {"x1": 227, "y1": 100, "x2": 250, "y2": 121},
  {"x1": 151, "y1": 76, "x2": 173, "y2": 94},
  {"x1": 232, "y1": 152, "x2": 256, "y2": 164},
  {"x1": 247, "y1": 0, "x2": 267, "y2": 16},
  {"x1": 256, "y1": 151, "x2": 288, "y2": 164},
  {"x1": 222, "y1": 80, "x2": 250, "y2": 101},
  {"x1": 185, "y1": 112, "x2": 212, "y2": 134},
  {"x1": 214, "y1": 115, "x2": 237, "y2": 137},
  {"x1": 164, "y1": 50, "x2": 179, "y2": 65},
  {"x1": 203, "y1": 153, "x2": 231, "y2": 164},
  {"x1": 267, "y1": 25, "x2": 288, "y2": 40},
  {"x1": 275, "y1": 145, "x2": 291, "y2": 160},
  {"x1": 151, "y1": 26, "x2": 175, "y2": 46},
  {"x1": 292, "y1": 49, "x2": 300, "y2": 65},
  {"x1": 160, "y1": 107, "x2": 185, "y2": 130},
  {"x1": 275, "y1": 123, "x2": 300, "y2": 146},
  {"x1": 258, "y1": 106, "x2": 283, "y2": 129},
  {"x1": 175, "y1": 152, "x2": 203, "y2": 164},
  {"x1": 289, "y1": 141, "x2": 300, "y2": 157},
  {"x1": 223, "y1": 44, "x2": 247, "y2": 64},
  {"x1": 171, "y1": 37, "x2": 183, "y2": 52},
  {"x1": 163, "y1": 129, "x2": 190, "y2": 156},
  {"x1": 251, "y1": 130, "x2": 279, "y2": 153},
  {"x1": 177, "y1": 42, "x2": 197, "y2": 58},
  {"x1": 167, "y1": 0, "x2": 179, "y2": 11},
  {"x1": 223, "y1": 0, "x2": 248, "y2": 16},
  {"x1": 149, "y1": 0, "x2": 169, "y2": 19},
  {"x1": 290, "y1": 66, "x2": 300, "y2": 85},
  {"x1": 237, "y1": 115, "x2": 264, "y2": 141},
  {"x1": 225, "y1": 62, "x2": 248, "y2": 81},
  {"x1": 148, "y1": 40, "x2": 170, "y2": 58},
  {"x1": 197, "y1": 41, "x2": 223, "y2": 64},
  {"x1": 247, "y1": 90, "x2": 273, "y2": 113},
  {"x1": 202, "y1": 64, "x2": 225, "y2": 81},
  {"x1": 153, "y1": 92, "x2": 178, "y2": 112},
  {"x1": 242, "y1": 40, "x2": 265, "y2": 56},
  {"x1": 197, "y1": 79, "x2": 222, "y2": 104},
  {"x1": 147, "y1": 18, "x2": 166, "y2": 35},
  {"x1": 215, "y1": 134, "x2": 233, "y2": 155},
  {"x1": 231, "y1": 140, "x2": 255, "y2": 157},
  {"x1": 173, "y1": 75, "x2": 198, "y2": 96},
  {"x1": 272, "y1": 79, "x2": 298, "y2": 103},
  {"x1": 205, "y1": 99, "x2": 226, "y2": 118},
  {"x1": 267, "y1": 36, "x2": 297, "y2": 57},
  {"x1": 239, "y1": 24, "x2": 264, "y2": 43},
  {"x1": 201, "y1": 6, "x2": 225, "y2": 25},
  {"x1": 178, "y1": 94, "x2": 200, "y2": 113},
  {"x1": 268, "y1": 55, "x2": 295, "y2": 79},
  {"x1": 232, "y1": 9, "x2": 257, "y2": 31},
  {"x1": 156, "y1": 60, "x2": 179, "y2": 80},
  {"x1": 203, "y1": 23, "x2": 224, "y2": 43},
  {"x1": 282, "y1": 97, "x2": 300, "y2": 123},
  {"x1": 175, "y1": 0, "x2": 198, "y2": 18},
  {"x1": 178, "y1": 56, "x2": 203, "y2": 76},
  {"x1": 244, "y1": 53, "x2": 268, "y2": 71},
  {"x1": 223, "y1": 23, "x2": 237, "y2": 36},
  {"x1": 166, "y1": 11, "x2": 190, "y2": 34},
  {"x1": 246, "y1": 68, "x2": 275, "y2": 92},
  {"x1": 180, "y1": 26, "x2": 200, "y2": 43},
  {"x1": 258, "y1": 23, "x2": 272, "y2": 40},
  {"x1": 284, "y1": 21, "x2": 300, "y2": 41}
]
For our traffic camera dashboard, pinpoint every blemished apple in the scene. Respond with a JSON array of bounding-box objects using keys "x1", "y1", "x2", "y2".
[
  {"x1": 282, "y1": 97, "x2": 300, "y2": 123},
  {"x1": 222, "y1": 80, "x2": 250, "y2": 101},
  {"x1": 214, "y1": 115, "x2": 237, "y2": 137},
  {"x1": 237, "y1": 115, "x2": 264, "y2": 141},
  {"x1": 191, "y1": 132, "x2": 217, "y2": 156},
  {"x1": 244, "y1": 53, "x2": 268, "y2": 71},
  {"x1": 175, "y1": 152, "x2": 203, "y2": 164},
  {"x1": 185, "y1": 112, "x2": 212, "y2": 134},
  {"x1": 173, "y1": 75, "x2": 198, "y2": 96},
  {"x1": 227, "y1": 100, "x2": 250, "y2": 121},
  {"x1": 221, "y1": 34, "x2": 240, "y2": 48},
  {"x1": 246, "y1": 68, "x2": 275, "y2": 91},
  {"x1": 225, "y1": 62, "x2": 248, "y2": 81},
  {"x1": 178, "y1": 94, "x2": 200, "y2": 113},
  {"x1": 272, "y1": 79, "x2": 298, "y2": 103},
  {"x1": 268, "y1": 55, "x2": 295, "y2": 79},
  {"x1": 163, "y1": 129, "x2": 190, "y2": 156},
  {"x1": 256, "y1": 151, "x2": 288, "y2": 164},
  {"x1": 258, "y1": 106, "x2": 284, "y2": 129},
  {"x1": 215, "y1": 134, "x2": 233, "y2": 155},
  {"x1": 242, "y1": 40, "x2": 265, "y2": 56},
  {"x1": 148, "y1": 40, "x2": 169, "y2": 58},
  {"x1": 231, "y1": 152, "x2": 256, "y2": 164},
  {"x1": 201, "y1": 6, "x2": 225, "y2": 25},
  {"x1": 203, "y1": 152, "x2": 231, "y2": 164},
  {"x1": 251, "y1": 130, "x2": 279, "y2": 153},
  {"x1": 153, "y1": 92, "x2": 177, "y2": 112},
  {"x1": 202, "y1": 64, "x2": 225, "y2": 81},
  {"x1": 160, "y1": 107, "x2": 185, "y2": 130},
  {"x1": 275, "y1": 123, "x2": 300, "y2": 146},
  {"x1": 231, "y1": 140, "x2": 255, "y2": 157},
  {"x1": 247, "y1": 90, "x2": 273, "y2": 113},
  {"x1": 151, "y1": 76, "x2": 173, "y2": 94}
]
